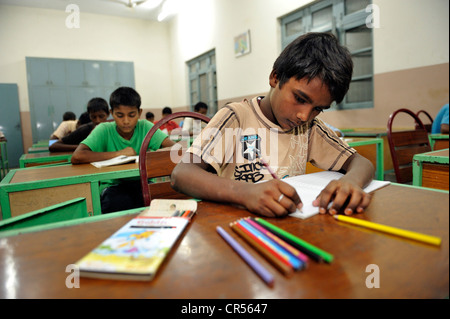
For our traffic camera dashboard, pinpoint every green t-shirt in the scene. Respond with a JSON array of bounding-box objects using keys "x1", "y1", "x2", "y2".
[{"x1": 81, "y1": 119, "x2": 167, "y2": 153}]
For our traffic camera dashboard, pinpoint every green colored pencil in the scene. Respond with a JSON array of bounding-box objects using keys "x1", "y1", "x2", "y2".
[{"x1": 255, "y1": 218, "x2": 334, "y2": 263}]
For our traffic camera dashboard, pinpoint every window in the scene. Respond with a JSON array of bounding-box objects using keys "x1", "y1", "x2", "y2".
[
  {"x1": 280, "y1": 0, "x2": 373, "y2": 110},
  {"x1": 187, "y1": 50, "x2": 217, "y2": 117}
]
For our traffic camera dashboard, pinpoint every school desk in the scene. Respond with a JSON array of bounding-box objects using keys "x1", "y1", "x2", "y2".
[
  {"x1": 27, "y1": 146, "x2": 49, "y2": 153},
  {"x1": 342, "y1": 129, "x2": 393, "y2": 172},
  {"x1": 429, "y1": 134, "x2": 449, "y2": 151},
  {"x1": 413, "y1": 148, "x2": 449, "y2": 190},
  {"x1": 306, "y1": 137, "x2": 384, "y2": 180},
  {"x1": 0, "y1": 183, "x2": 447, "y2": 299},
  {"x1": 0, "y1": 162, "x2": 139, "y2": 219},
  {"x1": 19, "y1": 151, "x2": 73, "y2": 168}
]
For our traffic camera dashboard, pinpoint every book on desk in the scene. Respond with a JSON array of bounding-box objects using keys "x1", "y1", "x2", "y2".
[{"x1": 75, "y1": 199, "x2": 197, "y2": 281}]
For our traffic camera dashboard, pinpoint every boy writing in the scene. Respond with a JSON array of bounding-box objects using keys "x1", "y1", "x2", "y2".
[
  {"x1": 49, "y1": 98, "x2": 110, "y2": 152},
  {"x1": 71, "y1": 87, "x2": 174, "y2": 213},
  {"x1": 171, "y1": 32, "x2": 374, "y2": 218}
]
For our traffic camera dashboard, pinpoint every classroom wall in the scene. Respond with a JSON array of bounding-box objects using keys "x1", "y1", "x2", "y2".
[
  {"x1": 168, "y1": 0, "x2": 449, "y2": 129},
  {"x1": 0, "y1": 0, "x2": 449, "y2": 151},
  {"x1": 0, "y1": 4, "x2": 173, "y2": 150}
]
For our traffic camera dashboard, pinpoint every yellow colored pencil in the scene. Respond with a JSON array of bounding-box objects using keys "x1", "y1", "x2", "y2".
[{"x1": 333, "y1": 215, "x2": 442, "y2": 246}]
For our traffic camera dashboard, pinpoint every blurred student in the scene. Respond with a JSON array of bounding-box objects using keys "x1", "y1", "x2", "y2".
[
  {"x1": 156, "y1": 106, "x2": 180, "y2": 134},
  {"x1": 431, "y1": 103, "x2": 449, "y2": 134},
  {"x1": 182, "y1": 102, "x2": 209, "y2": 135},
  {"x1": 146, "y1": 111, "x2": 155, "y2": 123},
  {"x1": 50, "y1": 111, "x2": 77, "y2": 140},
  {"x1": 49, "y1": 98, "x2": 109, "y2": 152}
]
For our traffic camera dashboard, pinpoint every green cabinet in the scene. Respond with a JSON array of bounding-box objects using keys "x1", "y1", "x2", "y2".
[{"x1": 26, "y1": 57, "x2": 135, "y2": 143}]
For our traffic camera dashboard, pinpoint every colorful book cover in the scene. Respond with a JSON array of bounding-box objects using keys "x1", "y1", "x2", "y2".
[{"x1": 76, "y1": 216, "x2": 190, "y2": 281}]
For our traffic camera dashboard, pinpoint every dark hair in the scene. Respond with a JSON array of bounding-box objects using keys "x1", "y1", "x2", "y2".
[
  {"x1": 109, "y1": 87, "x2": 141, "y2": 110},
  {"x1": 63, "y1": 111, "x2": 76, "y2": 121},
  {"x1": 162, "y1": 106, "x2": 172, "y2": 115},
  {"x1": 77, "y1": 112, "x2": 92, "y2": 125},
  {"x1": 272, "y1": 32, "x2": 353, "y2": 103},
  {"x1": 146, "y1": 112, "x2": 154, "y2": 119},
  {"x1": 194, "y1": 102, "x2": 208, "y2": 112},
  {"x1": 87, "y1": 97, "x2": 109, "y2": 114}
]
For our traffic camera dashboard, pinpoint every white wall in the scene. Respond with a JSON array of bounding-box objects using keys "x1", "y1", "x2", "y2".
[
  {"x1": 0, "y1": 5, "x2": 173, "y2": 112},
  {"x1": 169, "y1": 0, "x2": 449, "y2": 108},
  {"x1": 373, "y1": 0, "x2": 449, "y2": 74},
  {"x1": 168, "y1": 0, "x2": 315, "y2": 106}
]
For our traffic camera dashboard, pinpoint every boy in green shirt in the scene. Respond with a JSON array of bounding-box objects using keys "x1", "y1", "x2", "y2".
[{"x1": 72, "y1": 87, "x2": 174, "y2": 213}]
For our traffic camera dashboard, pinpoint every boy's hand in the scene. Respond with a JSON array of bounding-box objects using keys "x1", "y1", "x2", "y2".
[
  {"x1": 313, "y1": 178, "x2": 372, "y2": 215},
  {"x1": 119, "y1": 147, "x2": 136, "y2": 157},
  {"x1": 243, "y1": 180, "x2": 302, "y2": 218}
]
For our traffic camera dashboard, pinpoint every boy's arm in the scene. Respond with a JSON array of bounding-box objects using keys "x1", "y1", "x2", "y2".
[
  {"x1": 314, "y1": 153, "x2": 375, "y2": 215},
  {"x1": 171, "y1": 153, "x2": 302, "y2": 217},
  {"x1": 49, "y1": 141, "x2": 78, "y2": 153},
  {"x1": 71, "y1": 143, "x2": 136, "y2": 164}
]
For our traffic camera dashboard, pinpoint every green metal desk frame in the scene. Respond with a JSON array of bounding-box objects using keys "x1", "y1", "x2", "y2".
[
  {"x1": 0, "y1": 165, "x2": 140, "y2": 220},
  {"x1": 19, "y1": 153, "x2": 72, "y2": 168},
  {"x1": 428, "y1": 134, "x2": 449, "y2": 150},
  {"x1": 347, "y1": 137, "x2": 384, "y2": 181},
  {"x1": 412, "y1": 148, "x2": 449, "y2": 187}
]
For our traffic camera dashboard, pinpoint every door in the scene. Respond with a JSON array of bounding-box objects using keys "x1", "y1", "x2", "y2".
[{"x1": 0, "y1": 84, "x2": 25, "y2": 168}]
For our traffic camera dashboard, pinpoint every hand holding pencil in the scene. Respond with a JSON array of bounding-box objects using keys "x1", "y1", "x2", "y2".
[{"x1": 241, "y1": 158, "x2": 302, "y2": 218}]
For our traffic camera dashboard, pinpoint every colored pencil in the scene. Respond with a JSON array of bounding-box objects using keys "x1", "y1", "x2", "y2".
[
  {"x1": 246, "y1": 218, "x2": 309, "y2": 265},
  {"x1": 259, "y1": 158, "x2": 279, "y2": 180},
  {"x1": 181, "y1": 210, "x2": 191, "y2": 218},
  {"x1": 216, "y1": 226, "x2": 274, "y2": 287},
  {"x1": 230, "y1": 222, "x2": 294, "y2": 276},
  {"x1": 252, "y1": 218, "x2": 324, "y2": 263},
  {"x1": 334, "y1": 215, "x2": 442, "y2": 246},
  {"x1": 240, "y1": 219, "x2": 305, "y2": 270},
  {"x1": 255, "y1": 218, "x2": 334, "y2": 263}
]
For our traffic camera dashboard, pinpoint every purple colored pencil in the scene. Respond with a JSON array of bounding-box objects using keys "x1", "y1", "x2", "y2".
[{"x1": 216, "y1": 226, "x2": 274, "y2": 287}]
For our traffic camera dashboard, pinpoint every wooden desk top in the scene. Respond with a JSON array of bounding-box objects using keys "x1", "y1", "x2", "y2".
[
  {"x1": 0, "y1": 184, "x2": 447, "y2": 299},
  {"x1": 22, "y1": 151, "x2": 72, "y2": 159},
  {"x1": 414, "y1": 149, "x2": 449, "y2": 162},
  {"x1": 9, "y1": 162, "x2": 139, "y2": 184}
]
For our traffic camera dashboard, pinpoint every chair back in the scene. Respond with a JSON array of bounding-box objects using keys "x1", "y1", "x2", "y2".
[
  {"x1": 415, "y1": 110, "x2": 434, "y2": 133},
  {"x1": 387, "y1": 108, "x2": 431, "y2": 183},
  {"x1": 139, "y1": 111, "x2": 210, "y2": 206}
]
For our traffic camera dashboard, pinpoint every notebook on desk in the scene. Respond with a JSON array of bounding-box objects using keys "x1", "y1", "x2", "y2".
[{"x1": 284, "y1": 171, "x2": 391, "y2": 219}]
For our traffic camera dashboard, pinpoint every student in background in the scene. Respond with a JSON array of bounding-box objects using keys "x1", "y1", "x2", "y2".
[
  {"x1": 146, "y1": 111, "x2": 155, "y2": 123},
  {"x1": 76, "y1": 112, "x2": 92, "y2": 128},
  {"x1": 156, "y1": 106, "x2": 180, "y2": 134},
  {"x1": 431, "y1": 103, "x2": 449, "y2": 134},
  {"x1": 71, "y1": 87, "x2": 175, "y2": 213},
  {"x1": 182, "y1": 102, "x2": 209, "y2": 135},
  {"x1": 49, "y1": 98, "x2": 109, "y2": 152},
  {"x1": 50, "y1": 111, "x2": 78, "y2": 140},
  {"x1": 172, "y1": 32, "x2": 374, "y2": 218}
]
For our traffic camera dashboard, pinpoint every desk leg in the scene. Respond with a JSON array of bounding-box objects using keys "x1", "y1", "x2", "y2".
[
  {"x1": 375, "y1": 139, "x2": 384, "y2": 180},
  {"x1": 90, "y1": 181, "x2": 102, "y2": 216},
  {"x1": 412, "y1": 159, "x2": 423, "y2": 187}
]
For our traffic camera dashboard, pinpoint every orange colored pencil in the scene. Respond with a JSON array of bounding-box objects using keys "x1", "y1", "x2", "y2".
[{"x1": 230, "y1": 222, "x2": 294, "y2": 277}]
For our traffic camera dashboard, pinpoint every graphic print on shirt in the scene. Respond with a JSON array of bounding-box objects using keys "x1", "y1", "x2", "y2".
[{"x1": 234, "y1": 134, "x2": 264, "y2": 182}]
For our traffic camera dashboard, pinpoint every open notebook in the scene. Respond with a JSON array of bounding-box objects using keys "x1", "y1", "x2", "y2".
[
  {"x1": 91, "y1": 155, "x2": 139, "y2": 168},
  {"x1": 282, "y1": 171, "x2": 391, "y2": 219}
]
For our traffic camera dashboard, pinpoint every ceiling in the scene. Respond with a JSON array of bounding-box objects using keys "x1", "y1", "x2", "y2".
[{"x1": 0, "y1": 0, "x2": 166, "y2": 21}]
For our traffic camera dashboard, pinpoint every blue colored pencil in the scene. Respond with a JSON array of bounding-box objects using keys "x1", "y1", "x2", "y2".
[
  {"x1": 216, "y1": 226, "x2": 274, "y2": 287},
  {"x1": 238, "y1": 219, "x2": 305, "y2": 270}
]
